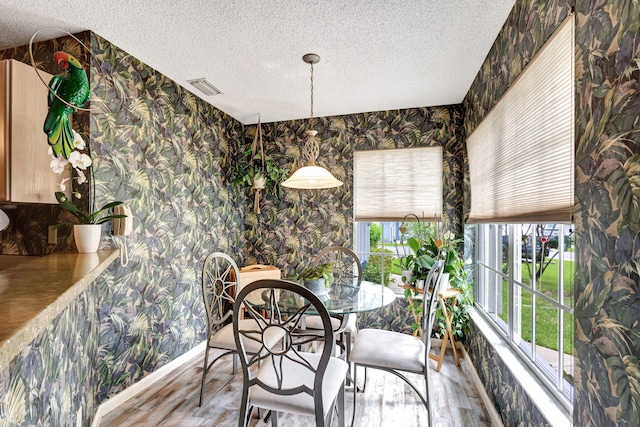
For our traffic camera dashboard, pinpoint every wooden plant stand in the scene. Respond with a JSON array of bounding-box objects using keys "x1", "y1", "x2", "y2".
[{"x1": 401, "y1": 285, "x2": 462, "y2": 372}]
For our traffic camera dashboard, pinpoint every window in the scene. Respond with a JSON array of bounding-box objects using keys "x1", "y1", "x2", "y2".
[
  {"x1": 353, "y1": 147, "x2": 444, "y2": 288},
  {"x1": 468, "y1": 17, "x2": 575, "y2": 408},
  {"x1": 354, "y1": 147, "x2": 442, "y2": 222},
  {"x1": 354, "y1": 220, "x2": 438, "y2": 293},
  {"x1": 475, "y1": 223, "x2": 574, "y2": 404},
  {"x1": 354, "y1": 221, "x2": 403, "y2": 291}
]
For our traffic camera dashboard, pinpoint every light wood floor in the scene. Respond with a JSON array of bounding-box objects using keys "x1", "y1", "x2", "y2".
[{"x1": 100, "y1": 344, "x2": 493, "y2": 427}]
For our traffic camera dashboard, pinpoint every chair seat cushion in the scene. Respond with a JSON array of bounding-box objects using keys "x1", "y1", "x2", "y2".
[
  {"x1": 349, "y1": 328, "x2": 425, "y2": 374},
  {"x1": 251, "y1": 353, "x2": 348, "y2": 417},
  {"x1": 210, "y1": 319, "x2": 283, "y2": 354},
  {"x1": 305, "y1": 313, "x2": 357, "y2": 334}
]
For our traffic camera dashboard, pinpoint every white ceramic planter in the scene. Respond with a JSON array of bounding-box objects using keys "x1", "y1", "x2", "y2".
[
  {"x1": 73, "y1": 224, "x2": 102, "y2": 253},
  {"x1": 252, "y1": 176, "x2": 266, "y2": 190},
  {"x1": 401, "y1": 269, "x2": 414, "y2": 284},
  {"x1": 439, "y1": 272, "x2": 450, "y2": 293},
  {"x1": 304, "y1": 278, "x2": 328, "y2": 296}
]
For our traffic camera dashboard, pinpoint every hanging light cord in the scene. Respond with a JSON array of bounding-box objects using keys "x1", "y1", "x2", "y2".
[
  {"x1": 309, "y1": 61, "x2": 314, "y2": 119},
  {"x1": 303, "y1": 60, "x2": 320, "y2": 165}
]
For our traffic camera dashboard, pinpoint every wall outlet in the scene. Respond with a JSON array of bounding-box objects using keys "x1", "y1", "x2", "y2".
[{"x1": 47, "y1": 226, "x2": 57, "y2": 244}]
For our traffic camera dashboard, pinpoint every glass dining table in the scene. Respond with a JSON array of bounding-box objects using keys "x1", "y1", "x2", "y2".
[
  {"x1": 316, "y1": 280, "x2": 396, "y2": 314},
  {"x1": 251, "y1": 279, "x2": 397, "y2": 315}
]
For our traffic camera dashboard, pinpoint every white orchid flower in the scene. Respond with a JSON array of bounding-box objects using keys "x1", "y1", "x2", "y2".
[
  {"x1": 59, "y1": 177, "x2": 70, "y2": 192},
  {"x1": 72, "y1": 130, "x2": 86, "y2": 150},
  {"x1": 68, "y1": 151, "x2": 92, "y2": 170},
  {"x1": 50, "y1": 156, "x2": 69, "y2": 174},
  {"x1": 76, "y1": 169, "x2": 87, "y2": 185}
]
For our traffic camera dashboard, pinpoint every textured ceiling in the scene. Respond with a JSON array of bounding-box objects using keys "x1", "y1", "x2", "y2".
[{"x1": 0, "y1": 1, "x2": 515, "y2": 125}]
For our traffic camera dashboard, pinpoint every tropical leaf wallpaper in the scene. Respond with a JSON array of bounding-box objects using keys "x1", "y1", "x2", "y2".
[
  {"x1": 0, "y1": 281, "x2": 100, "y2": 426},
  {"x1": 465, "y1": 321, "x2": 551, "y2": 426},
  {"x1": 574, "y1": 1, "x2": 640, "y2": 425},
  {"x1": 2, "y1": 0, "x2": 638, "y2": 425},
  {"x1": 88, "y1": 32, "x2": 245, "y2": 400},
  {"x1": 462, "y1": 0, "x2": 573, "y2": 424},
  {"x1": 463, "y1": 0, "x2": 573, "y2": 136},
  {"x1": 242, "y1": 107, "x2": 465, "y2": 338},
  {"x1": 0, "y1": 31, "x2": 244, "y2": 426},
  {"x1": 465, "y1": 0, "x2": 640, "y2": 425},
  {"x1": 244, "y1": 106, "x2": 465, "y2": 278}
]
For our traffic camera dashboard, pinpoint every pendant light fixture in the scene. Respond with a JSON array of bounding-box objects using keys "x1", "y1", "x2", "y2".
[{"x1": 282, "y1": 54, "x2": 343, "y2": 190}]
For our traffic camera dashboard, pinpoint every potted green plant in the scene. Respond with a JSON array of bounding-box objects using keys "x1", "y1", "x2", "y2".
[
  {"x1": 402, "y1": 227, "x2": 472, "y2": 339},
  {"x1": 55, "y1": 191, "x2": 126, "y2": 253},
  {"x1": 398, "y1": 254, "x2": 415, "y2": 284},
  {"x1": 407, "y1": 236, "x2": 437, "y2": 289},
  {"x1": 233, "y1": 120, "x2": 288, "y2": 213},
  {"x1": 48, "y1": 129, "x2": 126, "y2": 253},
  {"x1": 297, "y1": 262, "x2": 334, "y2": 296},
  {"x1": 233, "y1": 150, "x2": 288, "y2": 198},
  {"x1": 55, "y1": 192, "x2": 124, "y2": 225},
  {"x1": 432, "y1": 233, "x2": 472, "y2": 341}
]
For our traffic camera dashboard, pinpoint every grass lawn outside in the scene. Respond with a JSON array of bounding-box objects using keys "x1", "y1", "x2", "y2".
[
  {"x1": 499, "y1": 258, "x2": 574, "y2": 355},
  {"x1": 387, "y1": 246, "x2": 574, "y2": 354}
]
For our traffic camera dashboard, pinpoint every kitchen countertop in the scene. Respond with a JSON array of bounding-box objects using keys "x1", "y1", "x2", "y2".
[
  {"x1": 0, "y1": 255, "x2": 39, "y2": 271},
  {"x1": 0, "y1": 249, "x2": 119, "y2": 369}
]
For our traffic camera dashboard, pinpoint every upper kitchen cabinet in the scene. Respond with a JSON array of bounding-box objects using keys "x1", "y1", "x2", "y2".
[{"x1": 0, "y1": 59, "x2": 70, "y2": 204}]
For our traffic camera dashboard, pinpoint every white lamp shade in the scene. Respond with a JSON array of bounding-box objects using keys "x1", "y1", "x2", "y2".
[{"x1": 282, "y1": 165, "x2": 343, "y2": 189}]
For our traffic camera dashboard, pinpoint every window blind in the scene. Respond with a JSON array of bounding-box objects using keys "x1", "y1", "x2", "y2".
[
  {"x1": 354, "y1": 147, "x2": 443, "y2": 222},
  {"x1": 467, "y1": 17, "x2": 574, "y2": 224}
]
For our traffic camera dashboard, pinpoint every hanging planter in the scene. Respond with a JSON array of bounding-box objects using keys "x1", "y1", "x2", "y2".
[
  {"x1": 251, "y1": 119, "x2": 265, "y2": 214},
  {"x1": 233, "y1": 117, "x2": 288, "y2": 213},
  {"x1": 251, "y1": 174, "x2": 266, "y2": 190}
]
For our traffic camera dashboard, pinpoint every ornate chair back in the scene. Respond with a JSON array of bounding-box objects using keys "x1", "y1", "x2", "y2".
[{"x1": 233, "y1": 279, "x2": 347, "y2": 426}]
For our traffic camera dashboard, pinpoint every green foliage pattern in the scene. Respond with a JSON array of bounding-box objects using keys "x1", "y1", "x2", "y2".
[
  {"x1": 242, "y1": 106, "x2": 465, "y2": 279},
  {"x1": 0, "y1": 32, "x2": 244, "y2": 426},
  {"x1": 464, "y1": 0, "x2": 640, "y2": 425}
]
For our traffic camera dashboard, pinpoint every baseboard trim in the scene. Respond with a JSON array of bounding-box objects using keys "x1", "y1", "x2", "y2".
[{"x1": 91, "y1": 341, "x2": 206, "y2": 427}]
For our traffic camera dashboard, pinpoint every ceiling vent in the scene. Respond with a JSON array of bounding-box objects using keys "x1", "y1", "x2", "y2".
[{"x1": 187, "y1": 78, "x2": 223, "y2": 96}]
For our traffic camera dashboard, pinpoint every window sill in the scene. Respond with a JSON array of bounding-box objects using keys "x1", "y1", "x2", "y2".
[{"x1": 470, "y1": 308, "x2": 571, "y2": 427}]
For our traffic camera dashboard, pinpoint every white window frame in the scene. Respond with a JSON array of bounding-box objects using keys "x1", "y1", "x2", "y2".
[{"x1": 474, "y1": 223, "x2": 574, "y2": 408}]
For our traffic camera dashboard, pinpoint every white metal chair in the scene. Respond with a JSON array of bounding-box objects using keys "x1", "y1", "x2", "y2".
[
  {"x1": 198, "y1": 252, "x2": 283, "y2": 407},
  {"x1": 233, "y1": 279, "x2": 348, "y2": 427},
  {"x1": 348, "y1": 260, "x2": 444, "y2": 427}
]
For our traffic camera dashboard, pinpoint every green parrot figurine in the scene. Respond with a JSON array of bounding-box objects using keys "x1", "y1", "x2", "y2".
[{"x1": 43, "y1": 51, "x2": 90, "y2": 159}]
